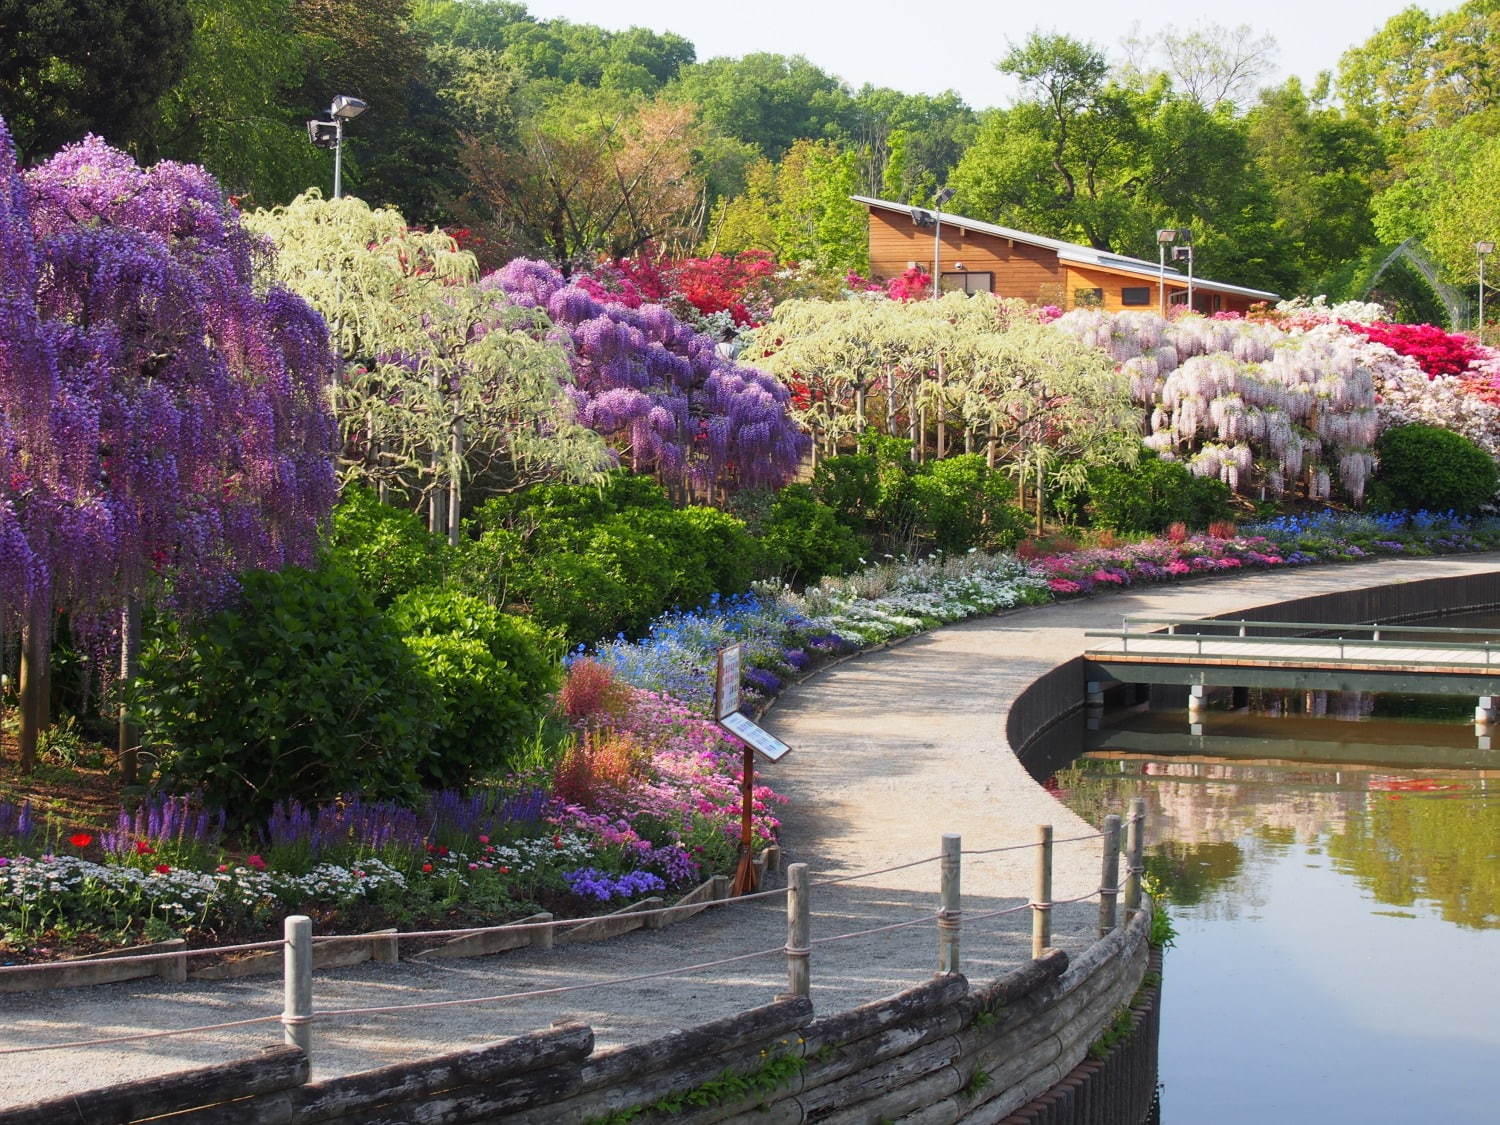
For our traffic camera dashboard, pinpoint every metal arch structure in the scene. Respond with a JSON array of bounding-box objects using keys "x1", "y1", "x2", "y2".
[{"x1": 1362, "y1": 237, "x2": 1470, "y2": 328}]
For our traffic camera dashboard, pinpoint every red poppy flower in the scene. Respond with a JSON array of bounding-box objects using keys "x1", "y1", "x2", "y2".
[
  {"x1": 135, "y1": 840, "x2": 153, "y2": 855},
  {"x1": 421, "y1": 862, "x2": 433, "y2": 873},
  {"x1": 437, "y1": 846, "x2": 449, "y2": 857},
  {"x1": 68, "y1": 832, "x2": 93, "y2": 848},
  {"x1": 155, "y1": 863, "x2": 171, "y2": 874},
  {"x1": 246, "y1": 854, "x2": 267, "y2": 870}
]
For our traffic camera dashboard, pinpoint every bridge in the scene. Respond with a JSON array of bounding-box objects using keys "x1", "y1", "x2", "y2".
[{"x1": 1083, "y1": 615, "x2": 1500, "y2": 715}]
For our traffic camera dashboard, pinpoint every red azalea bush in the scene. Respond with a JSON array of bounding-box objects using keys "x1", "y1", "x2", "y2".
[
  {"x1": 577, "y1": 247, "x2": 779, "y2": 327},
  {"x1": 1341, "y1": 321, "x2": 1486, "y2": 378}
]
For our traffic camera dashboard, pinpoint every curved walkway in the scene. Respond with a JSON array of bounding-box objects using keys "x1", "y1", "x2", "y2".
[{"x1": 3, "y1": 554, "x2": 1498, "y2": 1107}]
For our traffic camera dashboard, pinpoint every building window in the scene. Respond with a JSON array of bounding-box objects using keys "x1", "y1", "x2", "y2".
[
  {"x1": 1073, "y1": 287, "x2": 1104, "y2": 308},
  {"x1": 1121, "y1": 286, "x2": 1151, "y2": 306},
  {"x1": 941, "y1": 271, "x2": 993, "y2": 295}
]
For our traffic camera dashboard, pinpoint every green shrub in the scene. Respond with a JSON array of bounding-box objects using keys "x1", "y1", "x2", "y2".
[
  {"x1": 1369, "y1": 424, "x2": 1498, "y2": 515},
  {"x1": 811, "y1": 453, "x2": 881, "y2": 534},
  {"x1": 910, "y1": 454, "x2": 1028, "y2": 552},
  {"x1": 1084, "y1": 454, "x2": 1232, "y2": 533},
  {"x1": 135, "y1": 564, "x2": 430, "y2": 819},
  {"x1": 758, "y1": 485, "x2": 864, "y2": 586},
  {"x1": 459, "y1": 477, "x2": 758, "y2": 642},
  {"x1": 469, "y1": 472, "x2": 672, "y2": 554},
  {"x1": 652, "y1": 506, "x2": 759, "y2": 602},
  {"x1": 325, "y1": 485, "x2": 446, "y2": 606},
  {"x1": 390, "y1": 589, "x2": 561, "y2": 788}
]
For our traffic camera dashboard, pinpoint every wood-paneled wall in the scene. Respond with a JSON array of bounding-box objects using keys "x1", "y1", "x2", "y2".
[{"x1": 867, "y1": 209, "x2": 1263, "y2": 313}]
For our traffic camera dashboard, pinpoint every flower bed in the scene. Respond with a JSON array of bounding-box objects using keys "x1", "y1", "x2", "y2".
[{"x1": 0, "y1": 679, "x2": 782, "y2": 954}]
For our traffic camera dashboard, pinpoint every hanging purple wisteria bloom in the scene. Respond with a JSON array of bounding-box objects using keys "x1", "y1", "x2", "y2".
[
  {"x1": 0, "y1": 120, "x2": 337, "y2": 683},
  {"x1": 486, "y1": 259, "x2": 807, "y2": 494}
]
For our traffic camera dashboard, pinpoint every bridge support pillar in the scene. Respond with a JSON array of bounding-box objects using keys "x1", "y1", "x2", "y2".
[
  {"x1": 1476, "y1": 696, "x2": 1495, "y2": 724},
  {"x1": 1086, "y1": 680, "x2": 1105, "y2": 707},
  {"x1": 1187, "y1": 684, "x2": 1208, "y2": 715}
]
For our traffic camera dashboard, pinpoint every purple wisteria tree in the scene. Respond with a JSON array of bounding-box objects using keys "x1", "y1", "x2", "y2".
[
  {"x1": 488, "y1": 260, "x2": 809, "y2": 498},
  {"x1": 0, "y1": 121, "x2": 338, "y2": 775}
]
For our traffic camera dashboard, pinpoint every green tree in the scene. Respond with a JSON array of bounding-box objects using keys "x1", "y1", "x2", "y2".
[
  {"x1": 1338, "y1": 2, "x2": 1500, "y2": 138},
  {"x1": 1245, "y1": 78, "x2": 1386, "y2": 287},
  {"x1": 0, "y1": 0, "x2": 193, "y2": 161},
  {"x1": 711, "y1": 139, "x2": 866, "y2": 273},
  {"x1": 459, "y1": 86, "x2": 705, "y2": 266},
  {"x1": 669, "y1": 53, "x2": 853, "y2": 160},
  {"x1": 850, "y1": 86, "x2": 976, "y2": 202},
  {"x1": 145, "y1": 0, "x2": 322, "y2": 205}
]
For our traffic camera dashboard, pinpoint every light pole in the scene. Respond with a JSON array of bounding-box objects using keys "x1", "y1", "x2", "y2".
[
  {"x1": 307, "y1": 94, "x2": 368, "y2": 198},
  {"x1": 932, "y1": 187, "x2": 955, "y2": 299},
  {"x1": 1156, "y1": 228, "x2": 1177, "y2": 315},
  {"x1": 1478, "y1": 240, "x2": 1495, "y2": 339},
  {"x1": 1171, "y1": 229, "x2": 1195, "y2": 313}
]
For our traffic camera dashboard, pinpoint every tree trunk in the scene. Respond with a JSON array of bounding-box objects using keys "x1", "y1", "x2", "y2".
[
  {"x1": 987, "y1": 420, "x2": 998, "y2": 468},
  {"x1": 908, "y1": 385, "x2": 919, "y2": 462},
  {"x1": 1034, "y1": 448, "x2": 1046, "y2": 536},
  {"x1": 118, "y1": 596, "x2": 141, "y2": 784},
  {"x1": 448, "y1": 418, "x2": 463, "y2": 547},
  {"x1": 17, "y1": 618, "x2": 44, "y2": 773},
  {"x1": 935, "y1": 355, "x2": 946, "y2": 460}
]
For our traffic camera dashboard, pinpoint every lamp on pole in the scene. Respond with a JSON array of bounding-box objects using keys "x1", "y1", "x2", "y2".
[
  {"x1": 1170, "y1": 228, "x2": 1195, "y2": 314},
  {"x1": 1156, "y1": 228, "x2": 1177, "y2": 315},
  {"x1": 1478, "y1": 240, "x2": 1495, "y2": 339},
  {"x1": 932, "y1": 187, "x2": 955, "y2": 300},
  {"x1": 307, "y1": 94, "x2": 368, "y2": 199}
]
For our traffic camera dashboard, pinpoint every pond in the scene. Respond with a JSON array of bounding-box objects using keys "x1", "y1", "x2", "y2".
[{"x1": 1050, "y1": 683, "x2": 1500, "y2": 1123}]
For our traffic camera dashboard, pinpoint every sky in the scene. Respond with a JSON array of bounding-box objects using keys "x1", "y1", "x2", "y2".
[{"x1": 518, "y1": 0, "x2": 1427, "y2": 109}]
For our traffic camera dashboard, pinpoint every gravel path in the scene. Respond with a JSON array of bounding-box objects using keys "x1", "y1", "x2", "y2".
[{"x1": 3, "y1": 553, "x2": 1496, "y2": 1107}]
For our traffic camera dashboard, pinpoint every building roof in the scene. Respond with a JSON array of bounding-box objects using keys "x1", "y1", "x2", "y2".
[{"x1": 853, "y1": 195, "x2": 1280, "y2": 302}]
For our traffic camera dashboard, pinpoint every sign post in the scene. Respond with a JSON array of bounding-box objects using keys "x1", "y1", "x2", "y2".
[{"x1": 714, "y1": 645, "x2": 792, "y2": 896}]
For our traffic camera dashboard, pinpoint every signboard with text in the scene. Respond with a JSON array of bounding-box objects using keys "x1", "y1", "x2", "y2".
[
  {"x1": 714, "y1": 644, "x2": 742, "y2": 720},
  {"x1": 719, "y1": 711, "x2": 791, "y2": 763}
]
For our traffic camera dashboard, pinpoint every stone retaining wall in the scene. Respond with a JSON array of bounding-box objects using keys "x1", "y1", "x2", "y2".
[{"x1": 0, "y1": 910, "x2": 1156, "y2": 1125}]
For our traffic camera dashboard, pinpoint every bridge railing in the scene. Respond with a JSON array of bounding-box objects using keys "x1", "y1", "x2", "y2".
[
  {"x1": 1114, "y1": 613, "x2": 1500, "y2": 640},
  {"x1": 1085, "y1": 626, "x2": 1500, "y2": 668}
]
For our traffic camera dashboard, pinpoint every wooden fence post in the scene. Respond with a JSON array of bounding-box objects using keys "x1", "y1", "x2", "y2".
[
  {"x1": 938, "y1": 833, "x2": 961, "y2": 975},
  {"x1": 1098, "y1": 814, "x2": 1121, "y2": 938},
  {"x1": 783, "y1": 863, "x2": 810, "y2": 1000},
  {"x1": 283, "y1": 915, "x2": 313, "y2": 1057},
  {"x1": 1124, "y1": 797, "x2": 1146, "y2": 920},
  {"x1": 1032, "y1": 824, "x2": 1052, "y2": 959}
]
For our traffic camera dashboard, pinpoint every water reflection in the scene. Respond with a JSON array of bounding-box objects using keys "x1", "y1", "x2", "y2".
[{"x1": 1050, "y1": 690, "x2": 1500, "y2": 1122}]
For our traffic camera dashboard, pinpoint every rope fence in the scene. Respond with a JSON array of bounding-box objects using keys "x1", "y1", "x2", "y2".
[{"x1": 0, "y1": 801, "x2": 1149, "y2": 1060}]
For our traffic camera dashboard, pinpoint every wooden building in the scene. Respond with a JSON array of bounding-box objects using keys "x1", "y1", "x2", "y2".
[{"x1": 856, "y1": 195, "x2": 1279, "y2": 314}]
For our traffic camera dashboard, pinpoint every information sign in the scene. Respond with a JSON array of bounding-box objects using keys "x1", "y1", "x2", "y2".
[
  {"x1": 714, "y1": 644, "x2": 743, "y2": 720},
  {"x1": 718, "y1": 711, "x2": 792, "y2": 763}
]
